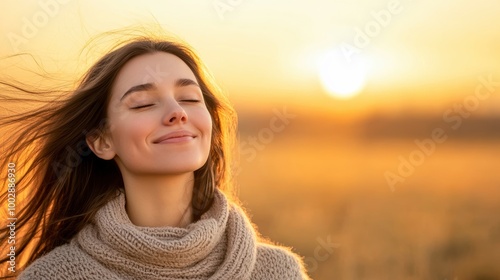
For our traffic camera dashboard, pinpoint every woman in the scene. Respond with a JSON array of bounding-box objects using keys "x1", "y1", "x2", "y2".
[{"x1": 0, "y1": 38, "x2": 310, "y2": 279}]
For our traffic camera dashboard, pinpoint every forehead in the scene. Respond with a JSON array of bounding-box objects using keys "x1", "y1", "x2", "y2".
[{"x1": 111, "y1": 52, "x2": 197, "y2": 98}]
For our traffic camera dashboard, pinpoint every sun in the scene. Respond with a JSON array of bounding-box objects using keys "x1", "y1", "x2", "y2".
[{"x1": 317, "y1": 49, "x2": 367, "y2": 99}]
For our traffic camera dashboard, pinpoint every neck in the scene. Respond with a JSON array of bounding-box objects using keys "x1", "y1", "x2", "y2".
[{"x1": 122, "y1": 172, "x2": 195, "y2": 228}]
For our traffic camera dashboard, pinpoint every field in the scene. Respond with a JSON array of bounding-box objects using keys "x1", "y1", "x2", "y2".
[
  {"x1": 1, "y1": 105, "x2": 498, "y2": 279},
  {"x1": 236, "y1": 109, "x2": 500, "y2": 280}
]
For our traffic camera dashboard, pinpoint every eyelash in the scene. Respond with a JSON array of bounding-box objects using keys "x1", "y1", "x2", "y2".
[
  {"x1": 130, "y1": 100, "x2": 201, "y2": 110},
  {"x1": 131, "y1": 104, "x2": 154, "y2": 110}
]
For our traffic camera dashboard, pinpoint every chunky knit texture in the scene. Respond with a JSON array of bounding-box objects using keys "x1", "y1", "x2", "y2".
[{"x1": 18, "y1": 190, "x2": 310, "y2": 279}]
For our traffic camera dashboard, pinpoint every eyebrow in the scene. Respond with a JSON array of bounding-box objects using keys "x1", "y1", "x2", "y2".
[{"x1": 120, "y1": 78, "x2": 200, "y2": 101}]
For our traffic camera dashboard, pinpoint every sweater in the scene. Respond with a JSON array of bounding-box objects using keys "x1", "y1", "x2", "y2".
[{"x1": 18, "y1": 189, "x2": 310, "y2": 279}]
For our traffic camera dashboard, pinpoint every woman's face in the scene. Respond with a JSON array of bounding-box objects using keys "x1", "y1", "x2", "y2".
[{"x1": 104, "y1": 52, "x2": 212, "y2": 176}]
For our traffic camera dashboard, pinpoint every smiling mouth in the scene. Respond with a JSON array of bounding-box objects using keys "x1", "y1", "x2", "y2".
[
  {"x1": 153, "y1": 129, "x2": 197, "y2": 144},
  {"x1": 154, "y1": 135, "x2": 196, "y2": 144}
]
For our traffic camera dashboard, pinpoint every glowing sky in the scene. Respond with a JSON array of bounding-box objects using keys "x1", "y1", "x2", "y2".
[{"x1": 1, "y1": 0, "x2": 499, "y2": 115}]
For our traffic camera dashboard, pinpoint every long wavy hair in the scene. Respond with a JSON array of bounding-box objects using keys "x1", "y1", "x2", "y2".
[{"x1": 0, "y1": 37, "x2": 237, "y2": 278}]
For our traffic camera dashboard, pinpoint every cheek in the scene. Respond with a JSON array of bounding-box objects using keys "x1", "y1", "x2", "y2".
[
  {"x1": 194, "y1": 108, "x2": 213, "y2": 136},
  {"x1": 109, "y1": 114, "x2": 153, "y2": 150},
  {"x1": 201, "y1": 111, "x2": 213, "y2": 154}
]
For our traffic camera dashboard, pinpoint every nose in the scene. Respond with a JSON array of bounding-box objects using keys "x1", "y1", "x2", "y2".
[{"x1": 162, "y1": 100, "x2": 188, "y2": 125}]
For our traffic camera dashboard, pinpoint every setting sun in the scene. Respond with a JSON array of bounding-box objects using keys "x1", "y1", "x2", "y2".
[{"x1": 317, "y1": 49, "x2": 367, "y2": 99}]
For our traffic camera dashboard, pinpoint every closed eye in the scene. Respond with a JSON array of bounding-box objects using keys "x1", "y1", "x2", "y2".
[
  {"x1": 131, "y1": 104, "x2": 154, "y2": 109},
  {"x1": 181, "y1": 99, "x2": 201, "y2": 103}
]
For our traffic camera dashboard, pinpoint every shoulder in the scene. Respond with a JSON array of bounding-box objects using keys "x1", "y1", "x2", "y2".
[
  {"x1": 17, "y1": 242, "x2": 115, "y2": 280},
  {"x1": 253, "y1": 242, "x2": 311, "y2": 280}
]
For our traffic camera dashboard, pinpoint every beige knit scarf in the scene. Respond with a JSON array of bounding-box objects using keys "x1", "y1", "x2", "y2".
[{"x1": 75, "y1": 189, "x2": 258, "y2": 279}]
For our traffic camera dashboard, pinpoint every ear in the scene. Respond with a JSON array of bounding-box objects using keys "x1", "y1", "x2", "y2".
[{"x1": 86, "y1": 132, "x2": 116, "y2": 160}]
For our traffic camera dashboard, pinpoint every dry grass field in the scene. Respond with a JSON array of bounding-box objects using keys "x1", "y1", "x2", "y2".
[{"x1": 236, "y1": 109, "x2": 500, "y2": 280}]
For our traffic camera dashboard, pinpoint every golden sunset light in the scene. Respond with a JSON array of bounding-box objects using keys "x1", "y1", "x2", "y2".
[{"x1": 1, "y1": 1, "x2": 500, "y2": 279}]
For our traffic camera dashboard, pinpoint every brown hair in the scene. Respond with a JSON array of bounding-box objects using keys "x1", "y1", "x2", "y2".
[{"x1": 0, "y1": 37, "x2": 237, "y2": 278}]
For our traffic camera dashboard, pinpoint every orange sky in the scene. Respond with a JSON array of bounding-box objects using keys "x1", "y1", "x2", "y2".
[{"x1": 1, "y1": 0, "x2": 499, "y2": 117}]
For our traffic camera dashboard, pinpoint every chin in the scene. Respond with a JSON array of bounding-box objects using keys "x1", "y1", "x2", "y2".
[
  {"x1": 121, "y1": 154, "x2": 209, "y2": 175},
  {"x1": 155, "y1": 161, "x2": 208, "y2": 175}
]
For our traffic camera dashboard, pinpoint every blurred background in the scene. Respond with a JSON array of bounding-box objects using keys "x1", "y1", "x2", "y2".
[{"x1": 1, "y1": 0, "x2": 500, "y2": 279}]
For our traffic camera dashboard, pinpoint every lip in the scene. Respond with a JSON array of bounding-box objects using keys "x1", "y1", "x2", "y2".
[{"x1": 153, "y1": 130, "x2": 196, "y2": 144}]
